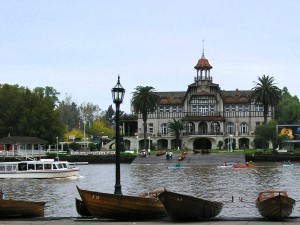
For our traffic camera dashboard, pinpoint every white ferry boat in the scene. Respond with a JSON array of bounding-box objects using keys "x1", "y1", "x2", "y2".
[{"x1": 0, "y1": 159, "x2": 80, "y2": 179}]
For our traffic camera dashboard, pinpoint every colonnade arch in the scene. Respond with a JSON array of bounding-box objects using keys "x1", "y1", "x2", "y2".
[{"x1": 193, "y1": 138, "x2": 212, "y2": 149}]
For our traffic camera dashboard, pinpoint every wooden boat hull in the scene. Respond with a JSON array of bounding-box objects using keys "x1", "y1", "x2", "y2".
[
  {"x1": 75, "y1": 198, "x2": 91, "y2": 217},
  {"x1": 193, "y1": 149, "x2": 201, "y2": 154},
  {"x1": 0, "y1": 199, "x2": 45, "y2": 218},
  {"x1": 77, "y1": 186, "x2": 167, "y2": 220},
  {"x1": 158, "y1": 191, "x2": 223, "y2": 221},
  {"x1": 256, "y1": 194, "x2": 295, "y2": 220},
  {"x1": 156, "y1": 150, "x2": 166, "y2": 156},
  {"x1": 233, "y1": 165, "x2": 256, "y2": 169}
]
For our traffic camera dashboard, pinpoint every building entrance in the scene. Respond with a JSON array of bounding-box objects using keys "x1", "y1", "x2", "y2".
[{"x1": 193, "y1": 138, "x2": 212, "y2": 149}]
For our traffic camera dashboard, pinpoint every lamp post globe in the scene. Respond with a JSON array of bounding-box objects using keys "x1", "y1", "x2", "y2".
[{"x1": 111, "y1": 75, "x2": 125, "y2": 195}]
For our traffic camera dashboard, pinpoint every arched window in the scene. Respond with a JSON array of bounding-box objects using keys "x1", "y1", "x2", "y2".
[
  {"x1": 187, "y1": 122, "x2": 195, "y2": 134},
  {"x1": 161, "y1": 123, "x2": 168, "y2": 136},
  {"x1": 240, "y1": 122, "x2": 248, "y2": 135},
  {"x1": 198, "y1": 122, "x2": 207, "y2": 135},
  {"x1": 211, "y1": 122, "x2": 219, "y2": 134},
  {"x1": 226, "y1": 122, "x2": 234, "y2": 135}
]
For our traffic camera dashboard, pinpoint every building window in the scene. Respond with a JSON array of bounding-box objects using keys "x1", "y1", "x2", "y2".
[
  {"x1": 192, "y1": 105, "x2": 197, "y2": 112},
  {"x1": 165, "y1": 106, "x2": 170, "y2": 112},
  {"x1": 210, "y1": 105, "x2": 215, "y2": 112},
  {"x1": 244, "y1": 104, "x2": 249, "y2": 111},
  {"x1": 199, "y1": 105, "x2": 208, "y2": 115},
  {"x1": 198, "y1": 122, "x2": 207, "y2": 134},
  {"x1": 159, "y1": 106, "x2": 164, "y2": 113},
  {"x1": 178, "y1": 106, "x2": 183, "y2": 112},
  {"x1": 225, "y1": 105, "x2": 230, "y2": 112},
  {"x1": 161, "y1": 123, "x2": 167, "y2": 135},
  {"x1": 211, "y1": 122, "x2": 219, "y2": 134},
  {"x1": 238, "y1": 105, "x2": 244, "y2": 111},
  {"x1": 231, "y1": 105, "x2": 236, "y2": 111},
  {"x1": 256, "y1": 104, "x2": 264, "y2": 111},
  {"x1": 172, "y1": 106, "x2": 177, "y2": 112},
  {"x1": 240, "y1": 122, "x2": 248, "y2": 134},
  {"x1": 226, "y1": 122, "x2": 234, "y2": 134},
  {"x1": 149, "y1": 123, "x2": 153, "y2": 133},
  {"x1": 187, "y1": 122, "x2": 194, "y2": 134}
]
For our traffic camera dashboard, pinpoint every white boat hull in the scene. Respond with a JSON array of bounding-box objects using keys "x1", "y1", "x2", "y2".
[
  {"x1": 0, "y1": 159, "x2": 80, "y2": 179},
  {"x1": 0, "y1": 169, "x2": 79, "y2": 179}
]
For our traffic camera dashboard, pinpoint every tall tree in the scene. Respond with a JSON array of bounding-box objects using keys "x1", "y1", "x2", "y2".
[
  {"x1": 0, "y1": 84, "x2": 63, "y2": 142},
  {"x1": 276, "y1": 87, "x2": 300, "y2": 125},
  {"x1": 251, "y1": 75, "x2": 281, "y2": 124},
  {"x1": 131, "y1": 86, "x2": 159, "y2": 149},
  {"x1": 167, "y1": 118, "x2": 186, "y2": 149},
  {"x1": 57, "y1": 94, "x2": 80, "y2": 131},
  {"x1": 104, "y1": 105, "x2": 115, "y2": 126}
]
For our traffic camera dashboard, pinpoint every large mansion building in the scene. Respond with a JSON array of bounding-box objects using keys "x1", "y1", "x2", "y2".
[{"x1": 121, "y1": 53, "x2": 273, "y2": 151}]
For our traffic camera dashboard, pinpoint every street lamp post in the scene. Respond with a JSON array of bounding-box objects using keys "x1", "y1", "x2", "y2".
[
  {"x1": 111, "y1": 75, "x2": 125, "y2": 195},
  {"x1": 148, "y1": 136, "x2": 151, "y2": 152},
  {"x1": 101, "y1": 132, "x2": 104, "y2": 149},
  {"x1": 229, "y1": 134, "x2": 233, "y2": 152},
  {"x1": 136, "y1": 135, "x2": 139, "y2": 154},
  {"x1": 56, "y1": 137, "x2": 58, "y2": 152}
]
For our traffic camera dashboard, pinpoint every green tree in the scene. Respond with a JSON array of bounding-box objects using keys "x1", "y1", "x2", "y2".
[
  {"x1": 91, "y1": 119, "x2": 114, "y2": 138},
  {"x1": 104, "y1": 105, "x2": 115, "y2": 126},
  {"x1": 253, "y1": 120, "x2": 278, "y2": 150},
  {"x1": 251, "y1": 75, "x2": 281, "y2": 124},
  {"x1": 131, "y1": 86, "x2": 159, "y2": 149},
  {"x1": 0, "y1": 84, "x2": 63, "y2": 142},
  {"x1": 57, "y1": 94, "x2": 80, "y2": 131},
  {"x1": 276, "y1": 87, "x2": 300, "y2": 125},
  {"x1": 167, "y1": 118, "x2": 186, "y2": 149}
]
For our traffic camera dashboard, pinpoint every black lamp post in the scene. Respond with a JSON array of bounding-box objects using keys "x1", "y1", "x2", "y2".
[{"x1": 111, "y1": 75, "x2": 125, "y2": 195}]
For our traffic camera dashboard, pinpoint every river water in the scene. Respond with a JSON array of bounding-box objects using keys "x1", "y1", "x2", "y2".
[{"x1": 1, "y1": 162, "x2": 300, "y2": 218}]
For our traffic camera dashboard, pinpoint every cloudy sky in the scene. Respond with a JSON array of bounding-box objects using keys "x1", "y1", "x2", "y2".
[{"x1": 1, "y1": 1, "x2": 299, "y2": 113}]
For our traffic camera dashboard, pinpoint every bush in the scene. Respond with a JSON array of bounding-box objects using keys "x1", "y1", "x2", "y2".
[
  {"x1": 217, "y1": 140, "x2": 223, "y2": 149},
  {"x1": 69, "y1": 142, "x2": 80, "y2": 151}
]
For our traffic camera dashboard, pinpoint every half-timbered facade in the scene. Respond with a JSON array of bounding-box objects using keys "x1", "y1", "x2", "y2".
[{"x1": 122, "y1": 53, "x2": 271, "y2": 150}]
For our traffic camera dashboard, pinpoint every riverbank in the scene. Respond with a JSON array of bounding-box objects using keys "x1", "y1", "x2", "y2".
[{"x1": 2, "y1": 217, "x2": 300, "y2": 225}]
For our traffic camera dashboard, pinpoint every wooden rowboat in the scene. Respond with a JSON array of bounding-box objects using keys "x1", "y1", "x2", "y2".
[
  {"x1": 156, "y1": 150, "x2": 166, "y2": 156},
  {"x1": 256, "y1": 190, "x2": 295, "y2": 220},
  {"x1": 0, "y1": 199, "x2": 46, "y2": 218},
  {"x1": 158, "y1": 190, "x2": 223, "y2": 221},
  {"x1": 75, "y1": 198, "x2": 92, "y2": 217},
  {"x1": 76, "y1": 186, "x2": 167, "y2": 220},
  {"x1": 193, "y1": 149, "x2": 201, "y2": 154},
  {"x1": 233, "y1": 163, "x2": 256, "y2": 169}
]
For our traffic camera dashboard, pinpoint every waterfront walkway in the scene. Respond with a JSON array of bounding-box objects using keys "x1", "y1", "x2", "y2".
[
  {"x1": 2, "y1": 217, "x2": 300, "y2": 225},
  {"x1": 132, "y1": 151, "x2": 246, "y2": 165}
]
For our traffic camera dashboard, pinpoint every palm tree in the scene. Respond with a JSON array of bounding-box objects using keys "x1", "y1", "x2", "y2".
[
  {"x1": 131, "y1": 86, "x2": 159, "y2": 149},
  {"x1": 167, "y1": 118, "x2": 187, "y2": 150},
  {"x1": 251, "y1": 75, "x2": 281, "y2": 124}
]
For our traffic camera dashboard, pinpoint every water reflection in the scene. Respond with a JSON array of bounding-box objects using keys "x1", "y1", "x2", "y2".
[{"x1": 1, "y1": 162, "x2": 299, "y2": 217}]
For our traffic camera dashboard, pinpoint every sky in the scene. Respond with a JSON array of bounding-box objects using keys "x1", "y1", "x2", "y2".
[{"x1": 1, "y1": 1, "x2": 300, "y2": 113}]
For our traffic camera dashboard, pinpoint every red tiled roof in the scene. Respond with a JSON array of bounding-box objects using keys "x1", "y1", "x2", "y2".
[{"x1": 194, "y1": 55, "x2": 212, "y2": 70}]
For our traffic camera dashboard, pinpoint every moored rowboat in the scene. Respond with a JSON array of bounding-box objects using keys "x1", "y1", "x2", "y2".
[
  {"x1": 0, "y1": 199, "x2": 46, "y2": 218},
  {"x1": 75, "y1": 198, "x2": 92, "y2": 217},
  {"x1": 76, "y1": 186, "x2": 167, "y2": 220},
  {"x1": 256, "y1": 190, "x2": 295, "y2": 220},
  {"x1": 158, "y1": 190, "x2": 223, "y2": 221}
]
